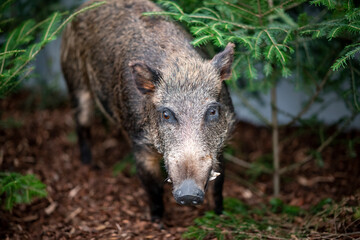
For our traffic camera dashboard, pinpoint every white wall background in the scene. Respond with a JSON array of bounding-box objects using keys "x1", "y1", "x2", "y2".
[{"x1": 232, "y1": 81, "x2": 360, "y2": 129}]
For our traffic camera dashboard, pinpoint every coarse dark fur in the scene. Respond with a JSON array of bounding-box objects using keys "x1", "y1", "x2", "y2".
[{"x1": 61, "y1": 0, "x2": 235, "y2": 220}]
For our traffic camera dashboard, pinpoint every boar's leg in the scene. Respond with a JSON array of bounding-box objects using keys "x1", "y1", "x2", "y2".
[
  {"x1": 76, "y1": 123, "x2": 92, "y2": 165},
  {"x1": 72, "y1": 90, "x2": 93, "y2": 165},
  {"x1": 62, "y1": 48, "x2": 94, "y2": 164},
  {"x1": 213, "y1": 154, "x2": 225, "y2": 214},
  {"x1": 134, "y1": 146, "x2": 163, "y2": 221}
]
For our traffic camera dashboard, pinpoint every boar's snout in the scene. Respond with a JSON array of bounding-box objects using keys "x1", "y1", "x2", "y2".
[{"x1": 173, "y1": 179, "x2": 205, "y2": 205}]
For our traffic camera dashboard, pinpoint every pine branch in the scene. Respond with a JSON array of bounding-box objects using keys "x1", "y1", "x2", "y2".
[
  {"x1": 43, "y1": 12, "x2": 61, "y2": 41},
  {"x1": 264, "y1": 29, "x2": 285, "y2": 63},
  {"x1": 0, "y1": 1, "x2": 106, "y2": 96},
  {"x1": 0, "y1": 50, "x2": 25, "y2": 57},
  {"x1": 257, "y1": 0, "x2": 263, "y2": 25},
  {"x1": 0, "y1": 30, "x2": 16, "y2": 74},
  {"x1": 310, "y1": 0, "x2": 338, "y2": 9},
  {"x1": 219, "y1": 0, "x2": 259, "y2": 18},
  {"x1": 193, "y1": 7, "x2": 221, "y2": 19},
  {"x1": 331, "y1": 43, "x2": 360, "y2": 71},
  {"x1": 0, "y1": 0, "x2": 12, "y2": 11},
  {"x1": 191, "y1": 35, "x2": 212, "y2": 46},
  {"x1": 5, "y1": 66, "x2": 34, "y2": 95},
  {"x1": 246, "y1": 56, "x2": 257, "y2": 80},
  {"x1": 144, "y1": 11, "x2": 257, "y2": 30}
]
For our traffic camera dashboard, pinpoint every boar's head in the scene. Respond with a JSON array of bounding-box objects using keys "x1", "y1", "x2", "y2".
[{"x1": 130, "y1": 43, "x2": 235, "y2": 206}]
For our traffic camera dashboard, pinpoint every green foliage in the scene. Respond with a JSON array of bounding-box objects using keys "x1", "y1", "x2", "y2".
[
  {"x1": 270, "y1": 197, "x2": 302, "y2": 216},
  {"x1": 332, "y1": 43, "x2": 360, "y2": 71},
  {"x1": 66, "y1": 131, "x2": 78, "y2": 144},
  {"x1": 0, "y1": 172, "x2": 47, "y2": 210},
  {"x1": 113, "y1": 154, "x2": 136, "y2": 177},
  {"x1": 246, "y1": 154, "x2": 273, "y2": 181},
  {"x1": 310, "y1": 197, "x2": 333, "y2": 214},
  {"x1": 0, "y1": 117, "x2": 23, "y2": 129},
  {"x1": 223, "y1": 145, "x2": 235, "y2": 155},
  {"x1": 223, "y1": 197, "x2": 249, "y2": 215},
  {"x1": 304, "y1": 197, "x2": 358, "y2": 235},
  {"x1": 146, "y1": 0, "x2": 360, "y2": 112},
  {"x1": 183, "y1": 197, "x2": 360, "y2": 239},
  {"x1": 346, "y1": 137, "x2": 360, "y2": 158},
  {"x1": 0, "y1": 0, "x2": 106, "y2": 97},
  {"x1": 354, "y1": 207, "x2": 360, "y2": 220},
  {"x1": 183, "y1": 197, "x2": 303, "y2": 239}
]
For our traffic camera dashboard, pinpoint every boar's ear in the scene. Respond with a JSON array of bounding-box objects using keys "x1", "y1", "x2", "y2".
[
  {"x1": 129, "y1": 61, "x2": 162, "y2": 95},
  {"x1": 211, "y1": 42, "x2": 235, "y2": 81}
]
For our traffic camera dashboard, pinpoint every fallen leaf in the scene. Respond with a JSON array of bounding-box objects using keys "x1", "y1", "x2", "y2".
[
  {"x1": 69, "y1": 185, "x2": 81, "y2": 198},
  {"x1": 65, "y1": 208, "x2": 82, "y2": 223},
  {"x1": 298, "y1": 176, "x2": 335, "y2": 187},
  {"x1": 22, "y1": 215, "x2": 38, "y2": 222},
  {"x1": 95, "y1": 225, "x2": 107, "y2": 231},
  {"x1": 45, "y1": 202, "x2": 58, "y2": 215}
]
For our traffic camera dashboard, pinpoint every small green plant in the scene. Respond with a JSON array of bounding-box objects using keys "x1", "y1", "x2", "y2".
[
  {"x1": 246, "y1": 154, "x2": 273, "y2": 181},
  {"x1": 269, "y1": 197, "x2": 302, "y2": 216},
  {"x1": 0, "y1": 172, "x2": 47, "y2": 210},
  {"x1": 354, "y1": 207, "x2": 360, "y2": 220},
  {"x1": 310, "y1": 197, "x2": 333, "y2": 214},
  {"x1": 345, "y1": 137, "x2": 360, "y2": 158},
  {"x1": 183, "y1": 196, "x2": 359, "y2": 239},
  {"x1": 66, "y1": 130, "x2": 78, "y2": 144},
  {"x1": 113, "y1": 154, "x2": 136, "y2": 177},
  {"x1": 183, "y1": 197, "x2": 301, "y2": 239},
  {"x1": 0, "y1": 117, "x2": 23, "y2": 129}
]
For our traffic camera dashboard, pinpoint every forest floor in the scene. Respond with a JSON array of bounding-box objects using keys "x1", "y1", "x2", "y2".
[{"x1": 1, "y1": 91, "x2": 359, "y2": 239}]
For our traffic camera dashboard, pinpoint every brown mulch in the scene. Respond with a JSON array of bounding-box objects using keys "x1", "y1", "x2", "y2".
[{"x1": 0, "y1": 91, "x2": 359, "y2": 239}]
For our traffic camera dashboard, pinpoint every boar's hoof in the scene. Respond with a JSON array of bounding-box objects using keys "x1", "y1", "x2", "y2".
[{"x1": 173, "y1": 179, "x2": 204, "y2": 206}]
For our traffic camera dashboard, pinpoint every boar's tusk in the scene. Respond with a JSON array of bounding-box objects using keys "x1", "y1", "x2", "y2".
[
  {"x1": 165, "y1": 177, "x2": 172, "y2": 183},
  {"x1": 209, "y1": 170, "x2": 221, "y2": 181}
]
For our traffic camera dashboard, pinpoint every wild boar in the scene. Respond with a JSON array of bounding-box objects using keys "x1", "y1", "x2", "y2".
[{"x1": 61, "y1": 0, "x2": 235, "y2": 220}]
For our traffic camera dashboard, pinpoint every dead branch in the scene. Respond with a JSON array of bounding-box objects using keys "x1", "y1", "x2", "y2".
[{"x1": 279, "y1": 113, "x2": 358, "y2": 175}]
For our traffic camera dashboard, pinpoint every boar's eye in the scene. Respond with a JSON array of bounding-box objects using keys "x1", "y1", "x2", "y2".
[
  {"x1": 205, "y1": 105, "x2": 220, "y2": 122},
  {"x1": 163, "y1": 111, "x2": 170, "y2": 120},
  {"x1": 162, "y1": 108, "x2": 177, "y2": 123}
]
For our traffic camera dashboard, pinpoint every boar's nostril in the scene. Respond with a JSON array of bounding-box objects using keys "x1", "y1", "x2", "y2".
[{"x1": 173, "y1": 179, "x2": 205, "y2": 206}]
